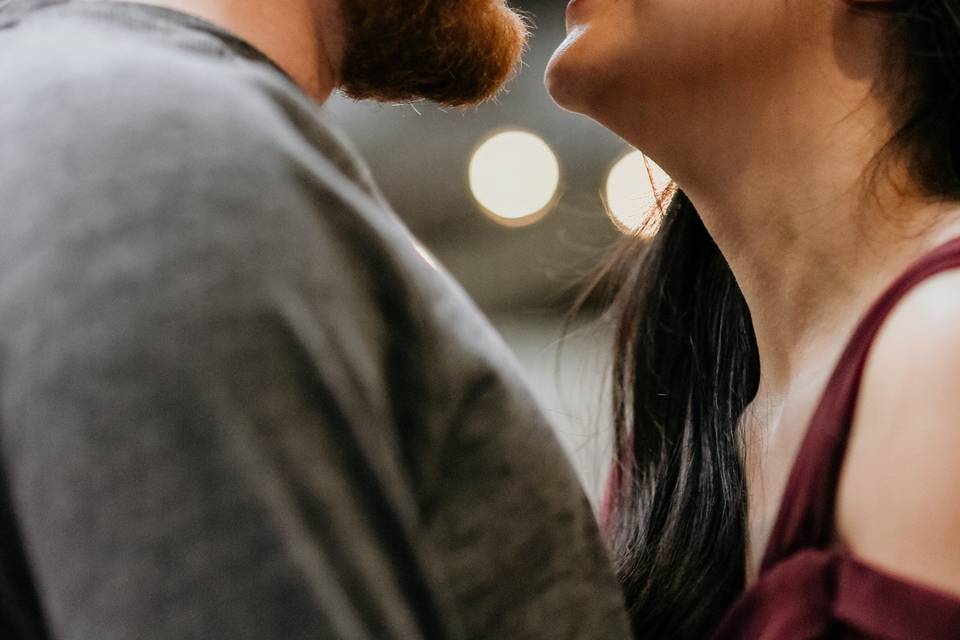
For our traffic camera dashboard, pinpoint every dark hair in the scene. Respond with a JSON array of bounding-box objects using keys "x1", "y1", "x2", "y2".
[{"x1": 602, "y1": 2, "x2": 960, "y2": 638}]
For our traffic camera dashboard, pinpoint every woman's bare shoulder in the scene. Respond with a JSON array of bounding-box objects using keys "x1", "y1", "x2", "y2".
[{"x1": 836, "y1": 267, "x2": 960, "y2": 597}]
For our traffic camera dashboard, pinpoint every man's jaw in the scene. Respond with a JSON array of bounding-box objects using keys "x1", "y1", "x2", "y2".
[{"x1": 337, "y1": 0, "x2": 529, "y2": 107}]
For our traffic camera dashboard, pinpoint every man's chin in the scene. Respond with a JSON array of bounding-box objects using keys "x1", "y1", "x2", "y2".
[{"x1": 339, "y1": 0, "x2": 529, "y2": 107}]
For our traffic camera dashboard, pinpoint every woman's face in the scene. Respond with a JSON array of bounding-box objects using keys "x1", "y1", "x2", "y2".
[{"x1": 545, "y1": 0, "x2": 861, "y2": 161}]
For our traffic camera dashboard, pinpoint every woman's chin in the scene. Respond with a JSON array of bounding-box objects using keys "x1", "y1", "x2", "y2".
[
  {"x1": 544, "y1": 35, "x2": 596, "y2": 115},
  {"x1": 544, "y1": 61, "x2": 576, "y2": 112}
]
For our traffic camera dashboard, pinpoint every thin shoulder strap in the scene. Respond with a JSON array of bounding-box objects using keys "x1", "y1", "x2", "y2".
[{"x1": 761, "y1": 236, "x2": 960, "y2": 570}]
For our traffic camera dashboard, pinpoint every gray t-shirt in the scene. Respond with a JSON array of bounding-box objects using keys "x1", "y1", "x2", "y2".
[{"x1": 0, "y1": 2, "x2": 632, "y2": 639}]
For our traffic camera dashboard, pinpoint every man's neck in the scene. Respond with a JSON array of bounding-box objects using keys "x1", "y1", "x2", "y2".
[{"x1": 122, "y1": 0, "x2": 342, "y2": 102}]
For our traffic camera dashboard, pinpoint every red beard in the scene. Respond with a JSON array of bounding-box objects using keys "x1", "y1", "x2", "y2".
[{"x1": 339, "y1": 0, "x2": 529, "y2": 107}]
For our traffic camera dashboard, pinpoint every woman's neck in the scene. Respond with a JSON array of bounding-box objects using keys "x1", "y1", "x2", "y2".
[{"x1": 645, "y1": 53, "x2": 960, "y2": 401}]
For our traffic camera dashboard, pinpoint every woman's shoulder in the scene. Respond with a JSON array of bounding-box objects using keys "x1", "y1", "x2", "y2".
[{"x1": 836, "y1": 263, "x2": 960, "y2": 599}]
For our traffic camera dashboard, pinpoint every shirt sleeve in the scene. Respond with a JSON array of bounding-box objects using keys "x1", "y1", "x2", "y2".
[{"x1": 0, "y1": 73, "x2": 461, "y2": 639}]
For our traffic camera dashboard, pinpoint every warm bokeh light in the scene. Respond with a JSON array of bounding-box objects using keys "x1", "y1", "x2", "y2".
[
  {"x1": 469, "y1": 130, "x2": 561, "y2": 227},
  {"x1": 604, "y1": 150, "x2": 673, "y2": 237}
]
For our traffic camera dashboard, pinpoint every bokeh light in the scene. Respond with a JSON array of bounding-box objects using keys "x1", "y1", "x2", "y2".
[
  {"x1": 604, "y1": 150, "x2": 673, "y2": 237},
  {"x1": 469, "y1": 129, "x2": 561, "y2": 227}
]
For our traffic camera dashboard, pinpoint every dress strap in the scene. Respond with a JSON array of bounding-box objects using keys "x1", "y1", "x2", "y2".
[{"x1": 761, "y1": 236, "x2": 960, "y2": 570}]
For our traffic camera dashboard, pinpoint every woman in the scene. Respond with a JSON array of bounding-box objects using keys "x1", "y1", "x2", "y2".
[{"x1": 547, "y1": 0, "x2": 960, "y2": 638}]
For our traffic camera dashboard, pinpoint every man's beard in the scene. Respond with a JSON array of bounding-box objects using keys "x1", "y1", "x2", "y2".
[{"x1": 339, "y1": 0, "x2": 529, "y2": 107}]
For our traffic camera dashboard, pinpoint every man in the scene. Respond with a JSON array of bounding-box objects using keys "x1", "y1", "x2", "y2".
[{"x1": 0, "y1": 0, "x2": 632, "y2": 638}]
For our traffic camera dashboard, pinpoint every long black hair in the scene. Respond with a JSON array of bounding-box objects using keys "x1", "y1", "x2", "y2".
[{"x1": 602, "y1": 2, "x2": 960, "y2": 637}]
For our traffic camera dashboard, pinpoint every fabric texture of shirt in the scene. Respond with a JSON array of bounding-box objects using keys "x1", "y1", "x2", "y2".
[
  {"x1": 714, "y1": 237, "x2": 960, "y2": 639},
  {"x1": 0, "y1": 2, "x2": 632, "y2": 638}
]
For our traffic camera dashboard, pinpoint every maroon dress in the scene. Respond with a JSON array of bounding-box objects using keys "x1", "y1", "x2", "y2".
[{"x1": 713, "y1": 237, "x2": 960, "y2": 639}]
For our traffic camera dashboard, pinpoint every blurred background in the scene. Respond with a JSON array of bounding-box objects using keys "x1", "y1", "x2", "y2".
[{"x1": 324, "y1": 0, "x2": 668, "y2": 502}]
